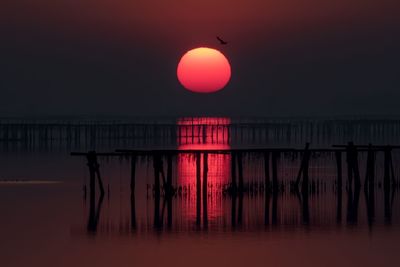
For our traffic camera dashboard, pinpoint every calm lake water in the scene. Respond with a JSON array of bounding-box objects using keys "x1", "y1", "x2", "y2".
[{"x1": 1, "y1": 117, "x2": 400, "y2": 267}]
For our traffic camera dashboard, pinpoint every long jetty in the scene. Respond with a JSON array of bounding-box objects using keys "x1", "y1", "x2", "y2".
[
  {"x1": 71, "y1": 142, "x2": 400, "y2": 232},
  {"x1": 71, "y1": 143, "x2": 399, "y2": 197}
]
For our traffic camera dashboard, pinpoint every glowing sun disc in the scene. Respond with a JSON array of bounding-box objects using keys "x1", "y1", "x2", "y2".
[{"x1": 177, "y1": 47, "x2": 231, "y2": 93}]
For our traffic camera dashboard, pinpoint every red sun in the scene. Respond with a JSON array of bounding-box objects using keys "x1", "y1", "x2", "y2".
[{"x1": 177, "y1": 47, "x2": 231, "y2": 93}]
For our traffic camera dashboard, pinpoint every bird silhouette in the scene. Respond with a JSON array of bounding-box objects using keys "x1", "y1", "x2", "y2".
[{"x1": 216, "y1": 36, "x2": 228, "y2": 45}]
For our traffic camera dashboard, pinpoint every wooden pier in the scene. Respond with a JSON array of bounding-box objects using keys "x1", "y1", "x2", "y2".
[
  {"x1": 71, "y1": 143, "x2": 400, "y2": 232},
  {"x1": 72, "y1": 143, "x2": 399, "y2": 196}
]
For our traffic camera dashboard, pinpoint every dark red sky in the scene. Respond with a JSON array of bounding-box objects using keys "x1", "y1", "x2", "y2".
[{"x1": 1, "y1": 0, "x2": 399, "y2": 117}]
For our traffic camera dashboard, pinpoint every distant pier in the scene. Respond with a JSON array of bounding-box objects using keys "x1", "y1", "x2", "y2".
[{"x1": 2, "y1": 118, "x2": 400, "y2": 151}]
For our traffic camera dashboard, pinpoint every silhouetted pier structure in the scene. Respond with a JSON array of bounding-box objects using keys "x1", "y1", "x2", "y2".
[{"x1": 71, "y1": 143, "x2": 400, "y2": 233}]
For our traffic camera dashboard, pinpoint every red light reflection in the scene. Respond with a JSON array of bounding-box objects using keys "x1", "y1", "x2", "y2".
[{"x1": 177, "y1": 117, "x2": 231, "y2": 223}]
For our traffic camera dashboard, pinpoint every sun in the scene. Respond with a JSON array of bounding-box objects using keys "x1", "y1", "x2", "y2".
[{"x1": 177, "y1": 47, "x2": 231, "y2": 93}]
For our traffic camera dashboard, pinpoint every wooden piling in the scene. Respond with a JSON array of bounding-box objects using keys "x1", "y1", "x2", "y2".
[
  {"x1": 299, "y1": 143, "x2": 311, "y2": 194},
  {"x1": 353, "y1": 148, "x2": 361, "y2": 188},
  {"x1": 264, "y1": 151, "x2": 270, "y2": 225},
  {"x1": 272, "y1": 152, "x2": 278, "y2": 192},
  {"x1": 231, "y1": 152, "x2": 237, "y2": 191},
  {"x1": 196, "y1": 152, "x2": 201, "y2": 226},
  {"x1": 271, "y1": 151, "x2": 279, "y2": 224},
  {"x1": 365, "y1": 145, "x2": 375, "y2": 193},
  {"x1": 335, "y1": 151, "x2": 342, "y2": 223},
  {"x1": 203, "y1": 153, "x2": 208, "y2": 228},
  {"x1": 335, "y1": 151, "x2": 343, "y2": 190},
  {"x1": 95, "y1": 167, "x2": 105, "y2": 197},
  {"x1": 384, "y1": 146, "x2": 392, "y2": 192},
  {"x1": 295, "y1": 143, "x2": 310, "y2": 189},
  {"x1": 86, "y1": 151, "x2": 105, "y2": 199},
  {"x1": 264, "y1": 151, "x2": 270, "y2": 192},
  {"x1": 346, "y1": 186, "x2": 361, "y2": 224},
  {"x1": 130, "y1": 154, "x2": 136, "y2": 194},
  {"x1": 301, "y1": 150, "x2": 310, "y2": 224},
  {"x1": 167, "y1": 154, "x2": 173, "y2": 195},
  {"x1": 346, "y1": 144, "x2": 353, "y2": 189},
  {"x1": 153, "y1": 154, "x2": 161, "y2": 197},
  {"x1": 87, "y1": 152, "x2": 96, "y2": 224},
  {"x1": 87, "y1": 191, "x2": 104, "y2": 233},
  {"x1": 364, "y1": 145, "x2": 375, "y2": 226},
  {"x1": 238, "y1": 152, "x2": 244, "y2": 192},
  {"x1": 346, "y1": 142, "x2": 361, "y2": 188},
  {"x1": 153, "y1": 154, "x2": 161, "y2": 228},
  {"x1": 383, "y1": 146, "x2": 392, "y2": 222},
  {"x1": 166, "y1": 153, "x2": 173, "y2": 228}
]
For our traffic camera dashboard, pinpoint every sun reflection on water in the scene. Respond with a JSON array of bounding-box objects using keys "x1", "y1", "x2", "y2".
[{"x1": 177, "y1": 117, "x2": 231, "y2": 223}]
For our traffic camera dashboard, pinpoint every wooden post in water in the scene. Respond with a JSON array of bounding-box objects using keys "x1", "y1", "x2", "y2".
[
  {"x1": 86, "y1": 151, "x2": 105, "y2": 198},
  {"x1": 264, "y1": 151, "x2": 270, "y2": 225},
  {"x1": 365, "y1": 144, "x2": 375, "y2": 192},
  {"x1": 203, "y1": 153, "x2": 208, "y2": 228},
  {"x1": 335, "y1": 151, "x2": 342, "y2": 223},
  {"x1": 302, "y1": 150, "x2": 310, "y2": 225},
  {"x1": 271, "y1": 151, "x2": 278, "y2": 225},
  {"x1": 196, "y1": 152, "x2": 201, "y2": 226},
  {"x1": 94, "y1": 166, "x2": 105, "y2": 197},
  {"x1": 87, "y1": 193, "x2": 104, "y2": 233},
  {"x1": 294, "y1": 143, "x2": 311, "y2": 224},
  {"x1": 384, "y1": 146, "x2": 392, "y2": 192},
  {"x1": 346, "y1": 142, "x2": 361, "y2": 189},
  {"x1": 153, "y1": 153, "x2": 161, "y2": 228},
  {"x1": 301, "y1": 143, "x2": 310, "y2": 194},
  {"x1": 335, "y1": 151, "x2": 343, "y2": 190},
  {"x1": 153, "y1": 154, "x2": 161, "y2": 198},
  {"x1": 346, "y1": 143, "x2": 353, "y2": 189},
  {"x1": 237, "y1": 152, "x2": 244, "y2": 192},
  {"x1": 350, "y1": 186, "x2": 361, "y2": 224},
  {"x1": 353, "y1": 146, "x2": 361, "y2": 188},
  {"x1": 167, "y1": 153, "x2": 173, "y2": 228},
  {"x1": 166, "y1": 153, "x2": 173, "y2": 195},
  {"x1": 130, "y1": 154, "x2": 136, "y2": 194},
  {"x1": 264, "y1": 151, "x2": 270, "y2": 192},
  {"x1": 272, "y1": 152, "x2": 278, "y2": 193},
  {"x1": 85, "y1": 151, "x2": 104, "y2": 233},
  {"x1": 365, "y1": 144, "x2": 375, "y2": 225},
  {"x1": 231, "y1": 152, "x2": 237, "y2": 192},
  {"x1": 130, "y1": 153, "x2": 137, "y2": 230},
  {"x1": 86, "y1": 151, "x2": 97, "y2": 225},
  {"x1": 383, "y1": 146, "x2": 392, "y2": 222}
]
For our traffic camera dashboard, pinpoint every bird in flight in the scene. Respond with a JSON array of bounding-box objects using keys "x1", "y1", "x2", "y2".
[{"x1": 216, "y1": 36, "x2": 228, "y2": 45}]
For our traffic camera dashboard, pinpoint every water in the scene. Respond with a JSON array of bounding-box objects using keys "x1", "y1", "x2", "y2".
[{"x1": 1, "y1": 117, "x2": 400, "y2": 267}]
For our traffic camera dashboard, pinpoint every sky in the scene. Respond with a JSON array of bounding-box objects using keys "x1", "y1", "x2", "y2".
[{"x1": 1, "y1": 0, "x2": 399, "y2": 117}]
